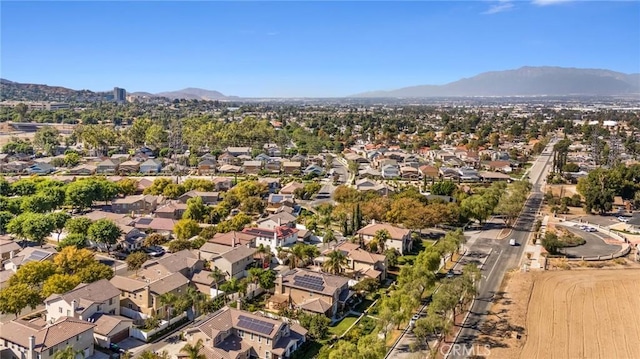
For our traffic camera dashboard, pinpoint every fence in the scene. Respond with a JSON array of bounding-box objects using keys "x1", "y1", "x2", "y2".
[{"x1": 129, "y1": 312, "x2": 188, "y2": 342}]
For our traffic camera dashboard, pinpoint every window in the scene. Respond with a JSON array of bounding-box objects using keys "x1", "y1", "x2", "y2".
[
  {"x1": 238, "y1": 330, "x2": 244, "y2": 338},
  {"x1": 59, "y1": 307, "x2": 62, "y2": 313},
  {"x1": 97, "y1": 305, "x2": 102, "y2": 312},
  {"x1": 250, "y1": 333, "x2": 254, "y2": 341},
  {"x1": 258, "y1": 336, "x2": 261, "y2": 343},
  {"x1": 265, "y1": 352, "x2": 271, "y2": 359},
  {"x1": 49, "y1": 349, "x2": 53, "y2": 356},
  {"x1": 76, "y1": 335, "x2": 81, "y2": 341},
  {"x1": 266, "y1": 338, "x2": 270, "y2": 345},
  {"x1": 109, "y1": 298, "x2": 113, "y2": 305}
]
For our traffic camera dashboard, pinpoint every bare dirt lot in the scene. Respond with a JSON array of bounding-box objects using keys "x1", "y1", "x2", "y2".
[{"x1": 477, "y1": 268, "x2": 640, "y2": 359}]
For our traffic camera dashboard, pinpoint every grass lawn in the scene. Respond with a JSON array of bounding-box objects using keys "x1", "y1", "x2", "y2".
[
  {"x1": 385, "y1": 329, "x2": 404, "y2": 347},
  {"x1": 398, "y1": 255, "x2": 416, "y2": 266},
  {"x1": 329, "y1": 316, "x2": 358, "y2": 337},
  {"x1": 422, "y1": 239, "x2": 437, "y2": 247},
  {"x1": 354, "y1": 298, "x2": 374, "y2": 313},
  {"x1": 294, "y1": 341, "x2": 324, "y2": 359}
]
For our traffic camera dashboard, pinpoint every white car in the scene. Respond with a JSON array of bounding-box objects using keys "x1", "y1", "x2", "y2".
[
  {"x1": 618, "y1": 217, "x2": 629, "y2": 223},
  {"x1": 409, "y1": 314, "x2": 420, "y2": 328},
  {"x1": 509, "y1": 238, "x2": 517, "y2": 246}
]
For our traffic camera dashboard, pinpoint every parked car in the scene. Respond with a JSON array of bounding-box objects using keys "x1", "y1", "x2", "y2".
[
  {"x1": 112, "y1": 252, "x2": 128, "y2": 260},
  {"x1": 618, "y1": 216, "x2": 629, "y2": 223},
  {"x1": 143, "y1": 246, "x2": 165, "y2": 257},
  {"x1": 509, "y1": 238, "x2": 517, "y2": 246},
  {"x1": 410, "y1": 314, "x2": 420, "y2": 328}
]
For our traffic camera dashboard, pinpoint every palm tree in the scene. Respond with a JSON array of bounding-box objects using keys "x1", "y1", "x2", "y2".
[
  {"x1": 288, "y1": 243, "x2": 320, "y2": 269},
  {"x1": 219, "y1": 277, "x2": 240, "y2": 303},
  {"x1": 53, "y1": 345, "x2": 84, "y2": 359},
  {"x1": 322, "y1": 250, "x2": 348, "y2": 274},
  {"x1": 256, "y1": 244, "x2": 270, "y2": 268},
  {"x1": 323, "y1": 229, "x2": 336, "y2": 245},
  {"x1": 185, "y1": 286, "x2": 206, "y2": 318},
  {"x1": 158, "y1": 292, "x2": 178, "y2": 325},
  {"x1": 373, "y1": 229, "x2": 390, "y2": 254},
  {"x1": 209, "y1": 267, "x2": 225, "y2": 292},
  {"x1": 180, "y1": 339, "x2": 206, "y2": 359}
]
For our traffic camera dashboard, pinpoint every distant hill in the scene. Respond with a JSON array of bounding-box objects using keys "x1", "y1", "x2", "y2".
[
  {"x1": 0, "y1": 79, "x2": 107, "y2": 102},
  {"x1": 0, "y1": 80, "x2": 233, "y2": 102},
  {"x1": 352, "y1": 67, "x2": 640, "y2": 98},
  {"x1": 155, "y1": 88, "x2": 228, "y2": 100}
]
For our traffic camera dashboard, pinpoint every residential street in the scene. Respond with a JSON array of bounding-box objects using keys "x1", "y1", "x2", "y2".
[{"x1": 447, "y1": 140, "x2": 555, "y2": 359}]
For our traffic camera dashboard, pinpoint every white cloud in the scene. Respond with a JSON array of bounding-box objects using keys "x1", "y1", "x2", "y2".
[
  {"x1": 532, "y1": 0, "x2": 572, "y2": 6},
  {"x1": 482, "y1": 1, "x2": 514, "y2": 14}
]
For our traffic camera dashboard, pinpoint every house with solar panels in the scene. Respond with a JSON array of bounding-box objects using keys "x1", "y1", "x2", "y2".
[
  {"x1": 182, "y1": 306, "x2": 307, "y2": 359},
  {"x1": 270, "y1": 268, "x2": 352, "y2": 318}
]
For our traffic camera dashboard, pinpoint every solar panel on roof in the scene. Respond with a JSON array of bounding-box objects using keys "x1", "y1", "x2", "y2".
[
  {"x1": 29, "y1": 250, "x2": 49, "y2": 260},
  {"x1": 138, "y1": 218, "x2": 153, "y2": 225},
  {"x1": 237, "y1": 315, "x2": 274, "y2": 335}
]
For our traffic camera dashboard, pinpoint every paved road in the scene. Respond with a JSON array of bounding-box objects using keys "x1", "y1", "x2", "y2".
[
  {"x1": 560, "y1": 225, "x2": 622, "y2": 258},
  {"x1": 448, "y1": 140, "x2": 556, "y2": 359}
]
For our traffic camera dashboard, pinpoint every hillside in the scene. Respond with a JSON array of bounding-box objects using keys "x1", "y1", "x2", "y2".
[
  {"x1": 0, "y1": 79, "x2": 107, "y2": 102},
  {"x1": 155, "y1": 88, "x2": 228, "y2": 100},
  {"x1": 352, "y1": 67, "x2": 640, "y2": 98}
]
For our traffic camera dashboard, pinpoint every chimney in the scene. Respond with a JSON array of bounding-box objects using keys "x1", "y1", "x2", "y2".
[
  {"x1": 277, "y1": 217, "x2": 282, "y2": 227},
  {"x1": 236, "y1": 298, "x2": 241, "y2": 311},
  {"x1": 27, "y1": 335, "x2": 35, "y2": 359},
  {"x1": 275, "y1": 275, "x2": 283, "y2": 294},
  {"x1": 71, "y1": 300, "x2": 77, "y2": 313},
  {"x1": 371, "y1": 219, "x2": 376, "y2": 225}
]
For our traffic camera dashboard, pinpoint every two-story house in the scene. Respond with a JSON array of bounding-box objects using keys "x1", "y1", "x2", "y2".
[
  {"x1": 271, "y1": 268, "x2": 352, "y2": 318},
  {"x1": 356, "y1": 222, "x2": 413, "y2": 255},
  {"x1": 178, "y1": 191, "x2": 220, "y2": 206},
  {"x1": 182, "y1": 306, "x2": 307, "y2": 359},
  {"x1": 210, "y1": 246, "x2": 256, "y2": 280},
  {"x1": 111, "y1": 195, "x2": 159, "y2": 215},
  {"x1": 330, "y1": 242, "x2": 387, "y2": 280},
  {"x1": 43, "y1": 280, "x2": 133, "y2": 348},
  {"x1": 256, "y1": 212, "x2": 297, "y2": 230},
  {"x1": 242, "y1": 227, "x2": 298, "y2": 263},
  {"x1": 0, "y1": 317, "x2": 96, "y2": 359}
]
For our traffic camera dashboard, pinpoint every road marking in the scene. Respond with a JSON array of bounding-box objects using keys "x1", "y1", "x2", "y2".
[{"x1": 486, "y1": 250, "x2": 502, "y2": 280}]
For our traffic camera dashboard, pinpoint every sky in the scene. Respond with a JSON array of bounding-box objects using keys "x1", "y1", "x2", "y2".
[{"x1": 1, "y1": 1, "x2": 639, "y2": 97}]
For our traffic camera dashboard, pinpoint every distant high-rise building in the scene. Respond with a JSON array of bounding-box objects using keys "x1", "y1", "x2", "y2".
[{"x1": 113, "y1": 87, "x2": 126, "y2": 103}]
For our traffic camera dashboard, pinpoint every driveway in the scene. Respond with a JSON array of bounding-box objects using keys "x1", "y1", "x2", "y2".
[
  {"x1": 559, "y1": 225, "x2": 622, "y2": 258},
  {"x1": 574, "y1": 214, "x2": 621, "y2": 228}
]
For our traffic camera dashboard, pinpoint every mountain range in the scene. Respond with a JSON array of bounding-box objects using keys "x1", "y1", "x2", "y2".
[
  {"x1": 1, "y1": 66, "x2": 639, "y2": 101},
  {"x1": 351, "y1": 67, "x2": 640, "y2": 98}
]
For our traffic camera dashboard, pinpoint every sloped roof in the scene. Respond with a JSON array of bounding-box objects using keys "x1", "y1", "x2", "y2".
[
  {"x1": 0, "y1": 317, "x2": 95, "y2": 352},
  {"x1": 357, "y1": 222, "x2": 410, "y2": 240}
]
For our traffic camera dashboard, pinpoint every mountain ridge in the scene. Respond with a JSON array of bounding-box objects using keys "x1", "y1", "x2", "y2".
[{"x1": 351, "y1": 66, "x2": 640, "y2": 98}]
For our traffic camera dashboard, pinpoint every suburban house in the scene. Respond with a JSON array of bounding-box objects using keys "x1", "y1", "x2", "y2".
[
  {"x1": 279, "y1": 182, "x2": 304, "y2": 195},
  {"x1": 2, "y1": 247, "x2": 57, "y2": 273},
  {"x1": 218, "y1": 164, "x2": 243, "y2": 174},
  {"x1": 198, "y1": 159, "x2": 217, "y2": 174},
  {"x1": 1, "y1": 161, "x2": 29, "y2": 173},
  {"x1": 357, "y1": 222, "x2": 413, "y2": 255},
  {"x1": 134, "y1": 217, "x2": 176, "y2": 238},
  {"x1": 243, "y1": 161, "x2": 263, "y2": 175},
  {"x1": 139, "y1": 159, "x2": 163, "y2": 174},
  {"x1": 155, "y1": 202, "x2": 188, "y2": 219},
  {"x1": 26, "y1": 163, "x2": 55, "y2": 175},
  {"x1": 43, "y1": 280, "x2": 133, "y2": 348},
  {"x1": 242, "y1": 226, "x2": 299, "y2": 262},
  {"x1": 419, "y1": 165, "x2": 440, "y2": 179},
  {"x1": 68, "y1": 164, "x2": 97, "y2": 175},
  {"x1": 266, "y1": 194, "x2": 295, "y2": 213},
  {"x1": 303, "y1": 165, "x2": 323, "y2": 177},
  {"x1": 96, "y1": 159, "x2": 118, "y2": 174},
  {"x1": 212, "y1": 177, "x2": 233, "y2": 192},
  {"x1": 0, "y1": 237, "x2": 21, "y2": 261},
  {"x1": 256, "y1": 212, "x2": 297, "y2": 230},
  {"x1": 381, "y1": 164, "x2": 400, "y2": 179},
  {"x1": 178, "y1": 191, "x2": 220, "y2": 205},
  {"x1": 207, "y1": 231, "x2": 257, "y2": 249},
  {"x1": 110, "y1": 271, "x2": 190, "y2": 319},
  {"x1": 0, "y1": 317, "x2": 96, "y2": 359},
  {"x1": 282, "y1": 161, "x2": 302, "y2": 175},
  {"x1": 354, "y1": 179, "x2": 391, "y2": 196},
  {"x1": 328, "y1": 242, "x2": 387, "y2": 280},
  {"x1": 400, "y1": 166, "x2": 420, "y2": 179},
  {"x1": 117, "y1": 160, "x2": 141, "y2": 174},
  {"x1": 209, "y1": 245, "x2": 257, "y2": 280},
  {"x1": 111, "y1": 195, "x2": 159, "y2": 214},
  {"x1": 182, "y1": 306, "x2": 307, "y2": 359},
  {"x1": 259, "y1": 177, "x2": 281, "y2": 193},
  {"x1": 271, "y1": 268, "x2": 352, "y2": 318},
  {"x1": 226, "y1": 147, "x2": 252, "y2": 157}
]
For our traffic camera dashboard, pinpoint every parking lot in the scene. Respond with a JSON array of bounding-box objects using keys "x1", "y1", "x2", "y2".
[
  {"x1": 560, "y1": 225, "x2": 622, "y2": 258},
  {"x1": 574, "y1": 214, "x2": 624, "y2": 228}
]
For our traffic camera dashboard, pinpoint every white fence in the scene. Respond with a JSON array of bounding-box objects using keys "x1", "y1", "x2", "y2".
[
  {"x1": 120, "y1": 307, "x2": 149, "y2": 321},
  {"x1": 129, "y1": 312, "x2": 188, "y2": 342}
]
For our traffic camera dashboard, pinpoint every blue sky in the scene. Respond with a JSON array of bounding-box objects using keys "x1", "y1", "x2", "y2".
[{"x1": 1, "y1": 1, "x2": 639, "y2": 97}]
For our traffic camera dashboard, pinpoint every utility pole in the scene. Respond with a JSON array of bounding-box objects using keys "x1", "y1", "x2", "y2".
[{"x1": 169, "y1": 119, "x2": 184, "y2": 183}]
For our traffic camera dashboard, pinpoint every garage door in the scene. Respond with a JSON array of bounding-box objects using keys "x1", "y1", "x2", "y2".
[{"x1": 111, "y1": 328, "x2": 129, "y2": 343}]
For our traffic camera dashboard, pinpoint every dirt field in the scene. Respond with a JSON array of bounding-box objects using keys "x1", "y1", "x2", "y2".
[{"x1": 477, "y1": 268, "x2": 640, "y2": 359}]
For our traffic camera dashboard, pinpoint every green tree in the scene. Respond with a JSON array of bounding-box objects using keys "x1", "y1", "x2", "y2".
[
  {"x1": 54, "y1": 247, "x2": 96, "y2": 275},
  {"x1": 167, "y1": 239, "x2": 192, "y2": 253},
  {"x1": 144, "y1": 233, "x2": 167, "y2": 247},
  {"x1": 183, "y1": 197, "x2": 209, "y2": 222},
  {"x1": 57, "y1": 234, "x2": 87, "y2": 250},
  {"x1": 0, "y1": 211, "x2": 14, "y2": 234},
  {"x1": 17, "y1": 212, "x2": 54, "y2": 246},
  {"x1": 65, "y1": 217, "x2": 92, "y2": 235},
  {"x1": 33, "y1": 126, "x2": 60, "y2": 155},
  {"x1": 145, "y1": 124, "x2": 168, "y2": 148},
  {"x1": 430, "y1": 180, "x2": 457, "y2": 196},
  {"x1": 42, "y1": 274, "x2": 81, "y2": 298},
  {"x1": 322, "y1": 250, "x2": 348, "y2": 274},
  {"x1": 76, "y1": 262, "x2": 114, "y2": 282},
  {"x1": 63, "y1": 152, "x2": 81, "y2": 167},
  {"x1": 298, "y1": 313, "x2": 330, "y2": 339},
  {"x1": 258, "y1": 269, "x2": 276, "y2": 290},
  {"x1": 577, "y1": 168, "x2": 616, "y2": 214},
  {"x1": 87, "y1": 219, "x2": 121, "y2": 253},
  {"x1": 372, "y1": 229, "x2": 391, "y2": 253},
  {"x1": 53, "y1": 345, "x2": 85, "y2": 359},
  {"x1": 174, "y1": 219, "x2": 201, "y2": 240},
  {"x1": 179, "y1": 339, "x2": 206, "y2": 359},
  {"x1": 322, "y1": 229, "x2": 336, "y2": 244},
  {"x1": 65, "y1": 180, "x2": 98, "y2": 211},
  {"x1": 287, "y1": 243, "x2": 319, "y2": 269},
  {"x1": 126, "y1": 252, "x2": 149, "y2": 274},
  {"x1": 144, "y1": 178, "x2": 173, "y2": 195},
  {"x1": 0, "y1": 283, "x2": 41, "y2": 318},
  {"x1": 9, "y1": 261, "x2": 57, "y2": 287},
  {"x1": 240, "y1": 196, "x2": 265, "y2": 214},
  {"x1": 49, "y1": 212, "x2": 71, "y2": 241},
  {"x1": 117, "y1": 178, "x2": 138, "y2": 196}
]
